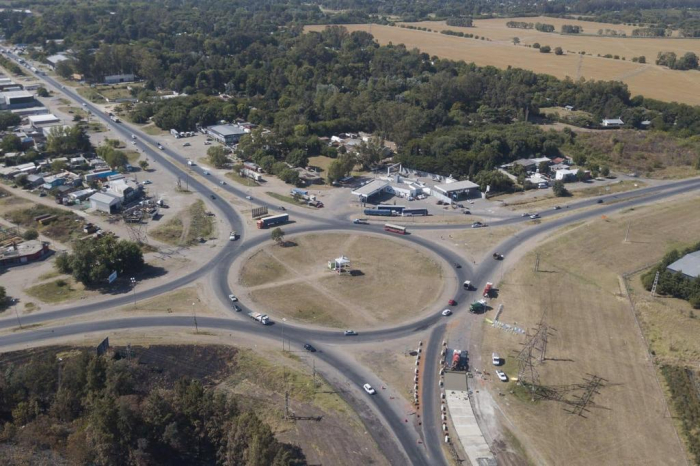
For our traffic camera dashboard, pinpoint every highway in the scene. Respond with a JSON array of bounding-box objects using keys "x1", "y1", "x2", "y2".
[{"x1": 4, "y1": 50, "x2": 700, "y2": 465}]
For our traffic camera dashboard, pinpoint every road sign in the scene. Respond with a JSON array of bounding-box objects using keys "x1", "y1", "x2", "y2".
[{"x1": 108, "y1": 270, "x2": 118, "y2": 284}]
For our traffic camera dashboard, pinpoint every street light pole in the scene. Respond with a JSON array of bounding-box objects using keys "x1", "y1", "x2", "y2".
[
  {"x1": 192, "y1": 302, "x2": 199, "y2": 334},
  {"x1": 130, "y1": 277, "x2": 136, "y2": 308}
]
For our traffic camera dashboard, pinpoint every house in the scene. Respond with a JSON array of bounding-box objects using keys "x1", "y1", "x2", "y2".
[
  {"x1": 601, "y1": 118, "x2": 624, "y2": 128},
  {"x1": 207, "y1": 124, "x2": 247, "y2": 145},
  {"x1": 104, "y1": 73, "x2": 136, "y2": 84},
  {"x1": 89, "y1": 192, "x2": 121, "y2": 213},
  {"x1": 550, "y1": 162, "x2": 570, "y2": 171},
  {"x1": 69, "y1": 188, "x2": 95, "y2": 202},
  {"x1": 41, "y1": 174, "x2": 66, "y2": 190},
  {"x1": 564, "y1": 105, "x2": 575, "y2": 111},
  {"x1": 69, "y1": 155, "x2": 87, "y2": 167},
  {"x1": 554, "y1": 169, "x2": 581, "y2": 182},
  {"x1": 25, "y1": 173, "x2": 45, "y2": 188},
  {"x1": 512, "y1": 158, "x2": 538, "y2": 172}
]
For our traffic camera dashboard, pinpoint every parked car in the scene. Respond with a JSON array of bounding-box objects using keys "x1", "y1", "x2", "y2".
[
  {"x1": 228, "y1": 294, "x2": 237, "y2": 302},
  {"x1": 363, "y1": 383, "x2": 376, "y2": 395},
  {"x1": 303, "y1": 344, "x2": 316, "y2": 352},
  {"x1": 344, "y1": 330, "x2": 358, "y2": 336},
  {"x1": 441, "y1": 309, "x2": 452, "y2": 316},
  {"x1": 143, "y1": 180, "x2": 152, "y2": 185},
  {"x1": 496, "y1": 370, "x2": 508, "y2": 382},
  {"x1": 182, "y1": 142, "x2": 191, "y2": 147},
  {"x1": 492, "y1": 353, "x2": 500, "y2": 366}
]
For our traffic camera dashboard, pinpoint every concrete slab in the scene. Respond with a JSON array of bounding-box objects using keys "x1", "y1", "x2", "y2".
[{"x1": 446, "y1": 390, "x2": 494, "y2": 464}]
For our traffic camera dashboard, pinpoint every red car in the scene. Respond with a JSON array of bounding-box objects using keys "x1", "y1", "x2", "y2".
[{"x1": 448, "y1": 299, "x2": 457, "y2": 306}]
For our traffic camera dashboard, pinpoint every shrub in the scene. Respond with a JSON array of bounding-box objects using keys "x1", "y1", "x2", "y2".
[
  {"x1": 539, "y1": 46, "x2": 551, "y2": 53},
  {"x1": 22, "y1": 229, "x2": 39, "y2": 240}
]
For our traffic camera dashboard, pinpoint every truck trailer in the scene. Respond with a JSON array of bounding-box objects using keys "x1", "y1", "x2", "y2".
[
  {"x1": 248, "y1": 312, "x2": 270, "y2": 325},
  {"x1": 364, "y1": 209, "x2": 393, "y2": 217},
  {"x1": 256, "y1": 213, "x2": 289, "y2": 229}
]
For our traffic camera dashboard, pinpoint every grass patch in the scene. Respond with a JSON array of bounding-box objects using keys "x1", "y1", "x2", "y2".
[
  {"x1": 38, "y1": 270, "x2": 62, "y2": 281},
  {"x1": 661, "y1": 365, "x2": 700, "y2": 464},
  {"x1": 129, "y1": 287, "x2": 201, "y2": 313},
  {"x1": 58, "y1": 106, "x2": 88, "y2": 119},
  {"x1": 25, "y1": 278, "x2": 86, "y2": 304},
  {"x1": 24, "y1": 302, "x2": 36, "y2": 312},
  {"x1": 3, "y1": 205, "x2": 82, "y2": 243},
  {"x1": 76, "y1": 87, "x2": 106, "y2": 103},
  {"x1": 140, "y1": 124, "x2": 166, "y2": 136},
  {"x1": 225, "y1": 169, "x2": 259, "y2": 187},
  {"x1": 150, "y1": 200, "x2": 213, "y2": 246},
  {"x1": 265, "y1": 191, "x2": 313, "y2": 208},
  {"x1": 124, "y1": 150, "x2": 141, "y2": 163}
]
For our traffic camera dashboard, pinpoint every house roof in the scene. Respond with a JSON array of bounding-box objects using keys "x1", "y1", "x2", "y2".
[
  {"x1": 602, "y1": 118, "x2": 624, "y2": 124},
  {"x1": 667, "y1": 251, "x2": 700, "y2": 279},
  {"x1": 28, "y1": 114, "x2": 60, "y2": 124}
]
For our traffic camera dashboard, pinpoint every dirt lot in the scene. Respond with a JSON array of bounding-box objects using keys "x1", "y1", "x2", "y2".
[
  {"x1": 149, "y1": 200, "x2": 214, "y2": 246},
  {"x1": 239, "y1": 233, "x2": 445, "y2": 328},
  {"x1": 478, "y1": 194, "x2": 700, "y2": 465},
  {"x1": 305, "y1": 23, "x2": 700, "y2": 105}
]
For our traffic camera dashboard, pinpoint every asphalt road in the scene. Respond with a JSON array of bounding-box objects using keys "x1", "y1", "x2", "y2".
[{"x1": 5, "y1": 51, "x2": 700, "y2": 466}]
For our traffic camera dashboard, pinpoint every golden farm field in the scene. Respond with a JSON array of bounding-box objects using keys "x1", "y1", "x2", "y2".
[{"x1": 305, "y1": 21, "x2": 700, "y2": 105}]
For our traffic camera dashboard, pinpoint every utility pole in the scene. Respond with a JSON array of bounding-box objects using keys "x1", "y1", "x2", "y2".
[
  {"x1": 624, "y1": 221, "x2": 631, "y2": 243},
  {"x1": 192, "y1": 302, "x2": 198, "y2": 334},
  {"x1": 130, "y1": 277, "x2": 136, "y2": 308},
  {"x1": 534, "y1": 253, "x2": 540, "y2": 272},
  {"x1": 12, "y1": 298, "x2": 21, "y2": 329},
  {"x1": 312, "y1": 359, "x2": 317, "y2": 394}
]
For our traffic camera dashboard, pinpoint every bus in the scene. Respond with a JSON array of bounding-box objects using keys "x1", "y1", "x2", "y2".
[
  {"x1": 377, "y1": 205, "x2": 405, "y2": 213},
  {"x1": 384, "y1": 223, "x2": 407, "y2": 235}
]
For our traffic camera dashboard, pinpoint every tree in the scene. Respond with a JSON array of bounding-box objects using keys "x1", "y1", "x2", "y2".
[
  {"x1": 97, "y1": 145, "x2": 128, "y2": 170},
  {"x1": 51, "y1": 159, "x2": 68, "y2": 173},
  {"x1": 55, "y1": 60, "x2": 73, "y2": 79},
  {"x1": 0, "y1": 111, "x2": 21, "y2": 130},
  {"x1": 0, "y1": 285, "x2": 5, "y2": 307},
  {"x1": 15, "y1": 174, "x2": 29, "y2": 188},
  {"x1": 532, "y1": 42, "x2": 540, "y2": 49},
  {"x1": 576, "y1": 170, "x2": 588, "y2": 182},
  {"x1": 512, "y1": 37, "x2": 520, "y2": 45},
  {"x1": 138, "y1": 160, "x2": 149, "y2": 171},
  {"x1": 677, "y1": 52, "x2": 699, "y2": 70},
  {"x1": 207, "y1": 145, "x2": 228, "y2": 168},
  {"x1": 538, "y1": 161, "x2": 550, "y2": 175},
  {"x1": 327, "y1": 153, "x2": 355, "y2": 183},
  {"x1": 2, "y1": 133, "x2": 22, "y2": 152},
  {"x1": 278, "y1": 168, "x2": 299, "y2": 185},
  {"x1": 22, "y1": 228, "x2": 38, "y2": 240},
  {"x1": 58, "y1": 236, "x2": 144, "y2": 287},
  {"x1": 600, "y1": 165, "x2": 610, "y2": 177},
  {"x1": 554, "y1": 47, "x2": 563, "y2": 56},
  {"x1": 270, "y1": 228, "x2": 285, "y2": 246},
  {"x1": 552, "y1": 180, "x2": 570, "y2": 197},
  {"x1": 46, "y1": 126, "x2": 91, "y2": 155},
  {"x1": 285, "y1": 149, "x2": 308, "y2": 168},
  {"x1": 36, "y1": 86, "x2": 49, "y2": 97},
  {"x1": 355, "y1": 136, "x2": 384, "y2": 170},
  {"x1": 539, "y1": 45, "x2": 551, "y2": 53}
]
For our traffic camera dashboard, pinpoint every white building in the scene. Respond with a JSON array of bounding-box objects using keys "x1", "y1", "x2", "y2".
[
  {"x1": 89, "y1": 192, "x2": 121, "y2": 213},
  {"x1": 351, "y1": 179, "x2": 390, "y2": 201},
  {"x1": 602, "y1": 118, "x2": 624, "y2": 128},
  {"x1": 46, "y1": 53, "x2": 69, "y2": 69},
  {"x1": 432, "y1": 179, "x2": 480, "y2": 202},
  {"x1": 554, "y1": 169, "x2": 581, "y2": 181},
  {"x1": 27, "y1": 113, "x2": 60, "y2": 128},
  {"x1": 104, "y1": 73, "x2": 136, "y2": 84}
]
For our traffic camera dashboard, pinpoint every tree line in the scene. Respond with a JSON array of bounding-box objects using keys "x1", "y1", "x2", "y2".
[
  {"x1": 0, "y1": 349, "x2": 306, "y2": 465},
  {"x1": 656, "y1": 51, "x2": 699, "y2": 71}
]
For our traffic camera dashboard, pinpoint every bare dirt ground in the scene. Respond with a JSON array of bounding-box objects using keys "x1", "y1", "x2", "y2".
[
  {"x1": 238, "y1": 233, "x2": 445, "y2": 328},
  {"x1": 477, "y1": 193, "x2": 700, "y2": 465},
  {"x1": 305, "y1": 23, "x2": 700, "y2": 105}
]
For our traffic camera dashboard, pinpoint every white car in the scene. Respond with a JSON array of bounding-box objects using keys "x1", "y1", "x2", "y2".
[
  {"x1": 492, "y1": 353, "x2": 500, "y2": 366},
  {"x1": 496, "y1": 370, "x2": 508, "y2": 382},
  {"x1": 132, "y1": 141, "x2": 137, "y2": 145},
  {"x1": 521, "y1": 213, "x2": 529, "y2": 217},
  {"x1": 229, "y1": 231, "x2": 237, "y2": 241},
  {"x1": 363, "y1": 383, "x2": 376, "y2": 395},
  {"x1": 228, "y1": 294, "x2": 238, "y2": 302},
  {"x1": 143, "y1": 180, "x2": 152, "y2": 185},
  {"x1": 220, "y1": 180, "x2": 226, "y2": 185},
  {"x1": 344, "y1": 330, "x2": 358, "y2": 336},
  {"x1": 529, "y1": 214, "x2": 540, "y2": 219},
  {"x1": 441, "y1": 309, "x2": 452, "y2": 316},
  {"x1": 131, "y1": 134, "x2": 136, "y2": 139},
  {"x1": 203, "y1": 170, "x2": 210, "y2": 175},
  {"x1": 245, "y1": 195, "x2": 252, "y2": 200},
  {"x1": 81, "y1": 102, "x2": 86, "y2": 107}
]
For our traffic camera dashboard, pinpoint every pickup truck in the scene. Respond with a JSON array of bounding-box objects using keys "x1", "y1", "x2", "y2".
[{"x1": 352, "y1": 218, "x2": 368, "y2": 225}]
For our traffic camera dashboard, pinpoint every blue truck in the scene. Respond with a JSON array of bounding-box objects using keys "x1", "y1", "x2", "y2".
[{"x1": 256, "y1": 213, "x2": 289, "y2": 229}]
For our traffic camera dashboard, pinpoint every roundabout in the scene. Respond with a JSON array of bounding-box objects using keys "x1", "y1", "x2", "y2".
[{"x1": 236, "y1": 232, "x2": 448, "y2": 328}]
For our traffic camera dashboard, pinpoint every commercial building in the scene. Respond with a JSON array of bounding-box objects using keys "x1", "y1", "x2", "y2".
[
  {"x1": 432, "y1": 179, "x2": 480, "y2": 202},
  {"x1": 667, "y1": 251, "x2": 700, "y2": 279},
  {"x1": 0, "y1": 90, "x2": 36, "y2": 109},
  {"x1": 207, "y1": 124, "x2": 247, "y2": 145},
  {"x1": 0, "y1": 240, "x2": 51, "y2": 267},
  {"x1": 351, "y1": 179, "x2": 390, "y2": 202},
  {"x1": 27, "y1": 113, "x2": 60, "y2": 128},
  {"x1": 602, "y1": 118, "x2": 624, "y2": 128},
  {"x1": 89, "y1": 192, "x2": 121, "y2": 213},
  {"x1": 46, "y1": 53, "x2": 69, "y2": 69}
]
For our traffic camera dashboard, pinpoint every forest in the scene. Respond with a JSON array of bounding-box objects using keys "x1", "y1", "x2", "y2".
[
  {"x1": 2, "y1": 0, "x2": 700, "y2": 180},
  {"x1": 0, "y1": 349, "x2": 305, "y2": 465}
]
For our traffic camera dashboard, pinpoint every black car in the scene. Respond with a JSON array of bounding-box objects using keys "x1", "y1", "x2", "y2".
[
  {"x1": 303, "y1": 344, "x2": 316, "y2": 352},
  {"x1": 233, "y1": 305, "x2": 241, "y2": 312},
  {"x1": 455, "y1": 263, "x2": 462, "y2": 269},
  {"x1": 210, "y1": 195, "x2": 216, "y2": 200},
  {"x1": 597, "y1": 199, "x2": 603, "y2": 204}
]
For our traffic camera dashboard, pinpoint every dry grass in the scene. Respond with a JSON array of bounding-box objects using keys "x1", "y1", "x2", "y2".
[
  {"x1": 240, "y1": 233, "x2": 444, "y2": 328},
  {"x1": 25, "y1": 278, "x2": 87, "y2": 304},
  {"x1": 124, "y1": 286, "x2": 216, "y2": 315},
  {"x1": 150, "y1": 200, "x2": 213, "y2": 246},
  {"x1": 479, "y1": 194, "x2": 700, "y2": 465},
  {"x1": 305, "y1": 22, "x2": 700, "y2": 105}
]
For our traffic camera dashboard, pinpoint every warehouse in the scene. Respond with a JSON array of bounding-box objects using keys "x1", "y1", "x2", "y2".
[
  {"x1": 432, "y1": 179, "x2": 480, "y2": 202},
  {"x1": 0, "y1": 90, "x2": 35, "y2": 109},
  {"x1": 207, "y1": 124, "x2": 247, "y2": 145},
  {"x1": 89, "y1": 192, "x2": 121, "y2": 213},
  {"x1": 104, "y1": 73, "x2": 135, "y2": 84},
  {"x1": 28, "y1": 113, "x2": 60, "y2": 128},
  {"x1": 667, "y1": 251, "x2": 700, "y2": 279}
]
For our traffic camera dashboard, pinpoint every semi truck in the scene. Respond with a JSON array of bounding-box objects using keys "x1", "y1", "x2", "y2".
[
  {"x1": 256, "y1": 213, "x2": 288, "y2": 229},
  {"x1": 364, "y1": 208, "x2": 393, "y2": 217},
  {"x1": 402, "y1": 208, "x2": 428, "y2": 216},
  {"x1": 483, "y1": 282, "x2": 493, "y2": 298},
  {"x1": 248, "y1": 312, "x2": 270, "y2": 325}
]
